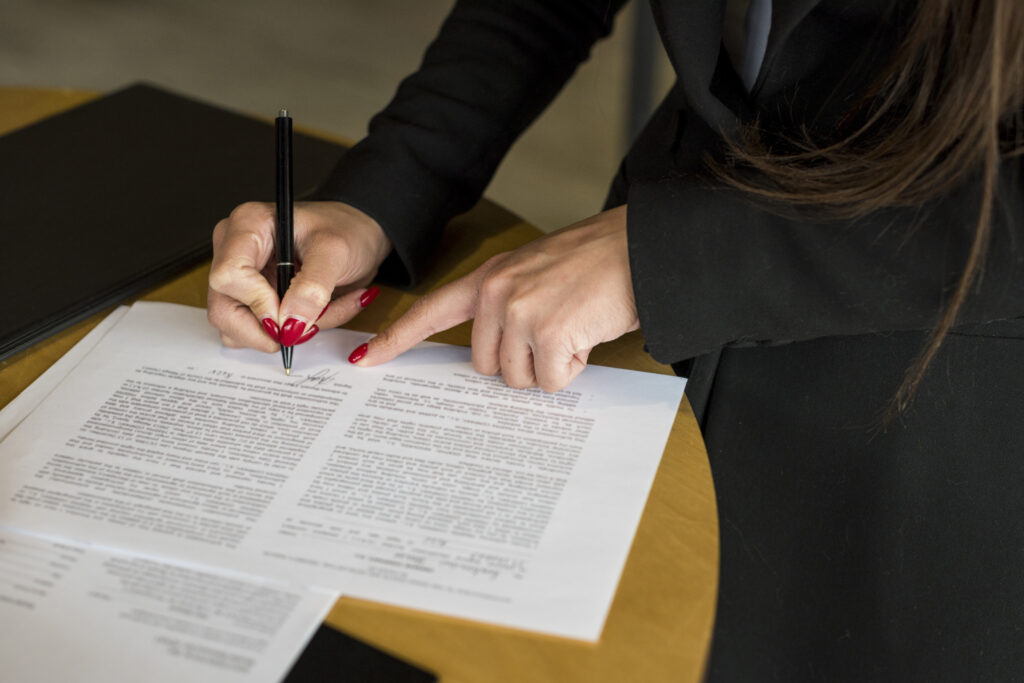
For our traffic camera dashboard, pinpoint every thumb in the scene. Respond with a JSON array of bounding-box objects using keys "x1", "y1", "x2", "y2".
[
  {"x1": 278, "y1": 238, "x2": 358, "y2": 343},
  {"x1": 351, "y1": 270, "x2": 484, "y2": 366},
  {"x1": 279, "y1": 265, "x2": 335, "y2": 324}
]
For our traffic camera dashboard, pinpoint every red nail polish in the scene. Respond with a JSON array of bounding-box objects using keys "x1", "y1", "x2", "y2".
[
  {"x1": 348, "y1": 343, "x2": 368, "y2": 364},
  {"x1": 279, "y1": 318, "x2": 307, "y2": 347},
  {"x1": 359, "y1": 286, "x2": 380, "y2": 308},
  {"x1": 316, "y1": 303, "x2": 330, "y2": 322},
  {"x1": 295, "y1": 325, "x2": 319, "y2": 345},
  {"x1": 261, "y1": 318, "x2": 280, "y2": 343}
]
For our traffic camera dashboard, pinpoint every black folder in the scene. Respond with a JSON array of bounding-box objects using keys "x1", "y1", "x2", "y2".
[
  {"x1": 0, "y1": 82, "x2": 345, "y2": 361},
  {"x1": 285, "y1": 625, "x2": 436, "y2": 683}
]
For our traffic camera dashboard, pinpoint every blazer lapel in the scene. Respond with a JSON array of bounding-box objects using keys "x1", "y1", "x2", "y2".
[
  {"x1": 751, "y1": 0, "x2": 821, "y2": 97},
  {"x1": 647, "y1": 0, "x2": 825, "y2": 128},
  {"x1": 649, "y1": 0, "x2": 736, "y2": 131}
]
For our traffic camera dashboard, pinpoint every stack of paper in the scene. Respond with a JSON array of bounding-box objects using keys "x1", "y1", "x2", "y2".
[{"x1": 0, "y1": 302, "x2": 685, "y2": 681}]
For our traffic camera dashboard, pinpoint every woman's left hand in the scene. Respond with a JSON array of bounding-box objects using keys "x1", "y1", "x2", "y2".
[{"x1": 352, "y1": 205, "x2": 639, "y2": 392}]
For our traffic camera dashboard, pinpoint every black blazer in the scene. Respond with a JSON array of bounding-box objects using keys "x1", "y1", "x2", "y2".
[{"x1": 317, "y1": 1, "x2": 1024, "y2": 679}]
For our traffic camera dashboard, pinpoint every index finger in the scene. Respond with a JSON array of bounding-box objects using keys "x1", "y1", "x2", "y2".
[
  {"x1": 208, "y1": 204, "x2": 279, "y2": 322},
  {"x1": 354, "y1": 269, "x2": 486, "y2": 366}
]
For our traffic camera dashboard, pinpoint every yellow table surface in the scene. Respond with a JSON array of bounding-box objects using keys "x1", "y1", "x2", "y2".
[{"x1": 0, "y1": 86, "x2": 718, "y2": 683}]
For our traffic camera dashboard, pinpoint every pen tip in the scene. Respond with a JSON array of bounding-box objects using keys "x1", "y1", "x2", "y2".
[
  {"x1": 278, "y1": 108, "x2": 288, "y2": 118},
  {"x1": 282, "y1": 344, "x2": 293, "y2": 374}
]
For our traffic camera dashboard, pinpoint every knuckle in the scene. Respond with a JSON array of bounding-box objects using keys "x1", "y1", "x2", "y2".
[
  {"x1": 247, "y1": 292, "x2": 275, "y2": 315},
  {"x1": 533, "y1": 321, "x2": 560, "y2": 348},
  {"x1": 225, "y1": 204, "x2": 274, "y2": 243},
  {"x1": 503, "y1": 295, "x2": 533, "y2": 326},
  {"x1": 208, "y1": 296, "x2": 232, "y2": 318},
  {"x1": 479, "y1": 269, "x2": 512, "y2": 300},
  {"x1": 243, "y1": 227, "x2": 270, "y2": 254},
  {"x1": 288, "y1": 278, "x2": 330, "y2": 309},
  {"x1": 212, "y1": 218, "x2": 228, "y2": 242},
  {"x1": 303, "y1": 229, "x2": 355, "y2": 267},
  {"x1": 207, "y1": 266, "x2": 232, "y2": 293},
  {"x1": 219, "y1": 333, "x2": 240, "y2": 349},
  {"x1": 239, "y1": 229, "x2": 275, "y2": 267},
  {"x1": 481, "y1": 252, "x2": 511, "y2": 270},
  {"x1": 305, "y1": 226, "x2": 345, "y2": 250},
  {"x1": 538, "y1": 375, "x2": 567, "y2": 394},
  {"x1": 229, "y1": 201, "x2": 268, "y2": 222},
  {"x1": 471, "y1": 355, "x2": 500, "y2": 376},
  {"x1": 207, "y1": 304, "x2": 223, "y2": 328},
  {"x1": 208, "y1": 259, "x2": 245, "y2": 292},
  {"x1": 505, "y1": 376, "x2": 535, "y2": 390}
]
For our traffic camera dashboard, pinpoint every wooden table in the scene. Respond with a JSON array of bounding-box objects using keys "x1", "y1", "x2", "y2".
[{"x1": 0, "y1": 87, "x2": 718, "y2": 683}]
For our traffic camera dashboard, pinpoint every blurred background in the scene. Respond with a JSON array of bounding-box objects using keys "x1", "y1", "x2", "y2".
[{"x1": 0, "y1": 0, "x2": 671, "y2": 232}]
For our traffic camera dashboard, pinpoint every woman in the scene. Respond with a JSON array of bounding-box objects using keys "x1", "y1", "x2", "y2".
[{"x1": 209, "y1": 1, "x2": 1024, "y2": 679}]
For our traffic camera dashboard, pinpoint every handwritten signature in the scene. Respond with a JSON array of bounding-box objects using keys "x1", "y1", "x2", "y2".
[{"x1": 289, "y1": 368, "x2": 340, "y2": 387}]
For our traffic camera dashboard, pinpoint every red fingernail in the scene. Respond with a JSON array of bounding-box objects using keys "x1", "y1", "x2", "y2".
[
  {"x1": 348, "y1": 343, "x2": 368, "y2": 364},
  {"x1": 261, "y1": 318, "x2": 280, "y2": 343},
  {"x1": 295, "y1": 325, "x2": 319, "y2": 345},
  {"x1": 279, "y1": 318, "x2": 307, "y2": 346},
  {"x1": 359, "y1": 286, "x2": 380, "y2": 308},
  {"x1": 316, "y1": 303, "x2": 329, "y2": 322}
]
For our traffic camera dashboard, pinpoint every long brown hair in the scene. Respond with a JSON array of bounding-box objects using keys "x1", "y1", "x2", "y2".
[{"x1": 717, "y1": 0, "x2": 1024, "y2": 416}]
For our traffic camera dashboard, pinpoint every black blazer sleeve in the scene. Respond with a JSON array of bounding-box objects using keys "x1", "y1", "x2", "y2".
[
  {"x1": 628, "y1": 162, "x2": 1024, "y2": 365},
  {"x1": 314, "y1": 0, "x2": 627, "y2": 286}
]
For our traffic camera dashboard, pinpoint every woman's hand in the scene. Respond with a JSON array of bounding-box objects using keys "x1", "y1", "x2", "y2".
[
  {"x1": 352, "y1": 205, "x2": 638, "y2": 392},
  {"x1": 208, "y1": 201, "x2": 391, "y2": 351}
]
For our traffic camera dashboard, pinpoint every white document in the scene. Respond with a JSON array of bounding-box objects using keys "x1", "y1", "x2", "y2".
[
  {"x1": 0, "y1": 302, "x2": 684, "y2": 640},
  {"x1": 0, "y1": 306, "x2": 127, "y2": 441},
  {"x1": 0, "y1": 527, "x2": 337, "y2": 683}
]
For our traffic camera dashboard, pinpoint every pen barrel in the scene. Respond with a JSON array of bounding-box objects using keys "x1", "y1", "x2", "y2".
[
  {"x1": 275, "y1": 114, "x2": 294, "y2": 265},
  {"x1": 276, "y1": 263, "x2": 294, "y2": 302}
]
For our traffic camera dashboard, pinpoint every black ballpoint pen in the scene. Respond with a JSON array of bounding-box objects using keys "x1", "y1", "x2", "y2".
[{"x1": 275, "y1": 109, "x2": 295, "y2": 375}]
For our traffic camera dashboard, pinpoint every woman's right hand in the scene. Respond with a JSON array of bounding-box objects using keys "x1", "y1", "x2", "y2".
[{"x1": 207, "y1": 200, "x2": 392, "y2": 352}]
